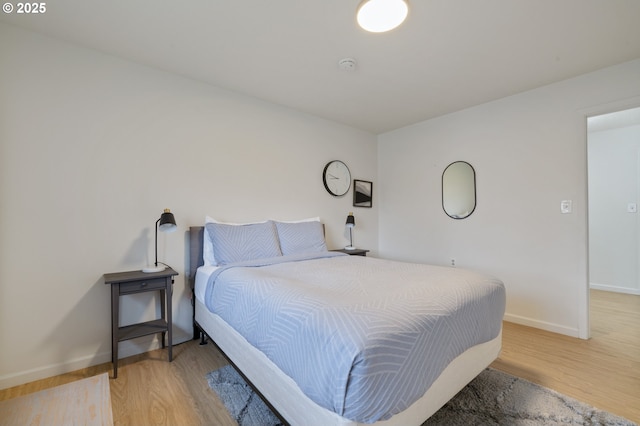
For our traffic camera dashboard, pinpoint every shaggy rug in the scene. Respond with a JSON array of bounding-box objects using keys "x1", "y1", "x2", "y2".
[{"x1": 206, "y1": 365, "x2": 637, "y2": 426}]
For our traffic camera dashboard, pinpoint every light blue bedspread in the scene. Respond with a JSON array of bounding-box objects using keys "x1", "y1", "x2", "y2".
[{"x1": 204, "y1": 253, "x2": 505, "y2": 423}]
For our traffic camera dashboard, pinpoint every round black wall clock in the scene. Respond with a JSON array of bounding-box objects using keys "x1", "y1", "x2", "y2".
[{"x1": 323, "y1": 160, "x2": 351, "y2": 196}]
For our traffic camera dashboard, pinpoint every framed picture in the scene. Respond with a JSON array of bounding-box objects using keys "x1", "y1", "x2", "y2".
[{"x1": 353, "y1": 180, "x2": 373, "y2": 208}]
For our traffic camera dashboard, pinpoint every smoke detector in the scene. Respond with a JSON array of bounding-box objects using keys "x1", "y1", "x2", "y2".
[{"x1": 338, "y1": 58, "x2": 357, "y2": 71}]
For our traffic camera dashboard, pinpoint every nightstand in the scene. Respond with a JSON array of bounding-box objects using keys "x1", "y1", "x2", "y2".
[
  {"x1": 331, "y1": 248, "x2": 369, "y2": 256},
  {"x1": 103, "y1": 268, "x2": 178, "y2": 378}
]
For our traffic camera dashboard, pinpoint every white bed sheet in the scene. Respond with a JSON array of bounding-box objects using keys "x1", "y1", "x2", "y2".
[
  {"x1": 195, "y1": 265, "x2": 502, "y2": 425},
  {"x1": 195, "y1": 265, "x2": 218, "y2": 303}
]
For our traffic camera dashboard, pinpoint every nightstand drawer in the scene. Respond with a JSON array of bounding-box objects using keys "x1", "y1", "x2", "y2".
[{"x1": 119, "y1": 278, "x2": 167, "y2": 294}]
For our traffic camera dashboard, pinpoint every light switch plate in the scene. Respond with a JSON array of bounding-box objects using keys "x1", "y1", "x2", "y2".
[{"x1": 561, "y1": 200, "x2": 572, "y2": 214}]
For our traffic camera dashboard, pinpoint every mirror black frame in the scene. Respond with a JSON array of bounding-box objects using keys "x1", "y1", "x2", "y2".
[{"x1": 442, "y1": 161, "x2": 477, "y2": 220}]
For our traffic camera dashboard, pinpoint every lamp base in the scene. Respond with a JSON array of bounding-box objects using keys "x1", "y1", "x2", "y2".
[
  {"x1": 142, "y1": 265, "x2": 166, "y2": 273},
  {"x1": 344, "y1": 246, "x2": 356, "y2": 250}
]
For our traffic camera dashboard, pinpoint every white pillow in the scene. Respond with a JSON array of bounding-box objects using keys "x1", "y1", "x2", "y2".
[
  {"x1": 275, "y1": 216, "x2": 320, "y2": 224},
  {"x1": 203, "y1": 216, "x2": 268, "y2": 266}
]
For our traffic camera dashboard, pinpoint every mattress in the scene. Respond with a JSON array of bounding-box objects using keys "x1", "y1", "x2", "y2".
[
  {"x1": 197, "y1": 254, "x2": 505, "y2": 423},
  {"x1": 195, "y1": 298, "x2": 501, "y2": 426}
]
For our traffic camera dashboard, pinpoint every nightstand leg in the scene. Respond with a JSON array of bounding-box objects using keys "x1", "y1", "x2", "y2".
[
  {"x1": 160, "y1": 289, "x2": 166, "y2": 349},
  {"x1": 167, "y1": 279, "x2": 173, "y2": 362},
  {"x1": 111, "y1": 284, "x2": 119, "y2": 379}
]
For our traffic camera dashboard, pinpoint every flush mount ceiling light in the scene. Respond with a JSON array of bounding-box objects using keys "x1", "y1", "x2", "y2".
[{"x1": 357, "y1": 0, "x2": 409, "y2": 33}]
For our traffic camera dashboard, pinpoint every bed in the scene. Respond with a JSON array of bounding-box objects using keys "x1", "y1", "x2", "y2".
[{"x1": 188, "y1": 219, "x2": 505, "y2": 426}]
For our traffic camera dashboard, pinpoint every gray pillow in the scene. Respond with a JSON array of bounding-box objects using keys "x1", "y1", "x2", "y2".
[
  {"x1": 205, "y1": 221, "x2": 282, "y2": 265},
  {"x1": 275, "y1": 221, "x2": 327, "y2": 255}
]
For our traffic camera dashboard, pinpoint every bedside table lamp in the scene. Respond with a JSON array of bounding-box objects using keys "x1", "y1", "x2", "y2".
[
  {"x1": 345, "y1": 212, "x2": 356, "y2": 250},
  {"x1": 143, "y1": 208, "x2": 177, "y2": 273}
]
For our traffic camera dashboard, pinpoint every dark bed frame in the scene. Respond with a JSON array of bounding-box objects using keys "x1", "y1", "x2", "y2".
[
  {"x1": 187, "y1": 226, "x2": 204, "y2": 341},
  {"x1": 187, "y1": 226, "x2": 289, "y2": 425}
]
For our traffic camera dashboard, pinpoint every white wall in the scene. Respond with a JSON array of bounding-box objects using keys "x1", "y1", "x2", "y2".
[
  {"x1": 0, "y1": 23, "x2": 378, "y2": 389},
  {"x1": 588, "y1": 124, "x2": 640, "y2": 295},
  {"x1": 378, "y1": 59, "x2": 640, "y2": 338}
]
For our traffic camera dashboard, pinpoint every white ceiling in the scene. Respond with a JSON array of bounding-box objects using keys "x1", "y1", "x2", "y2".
[{"x1": 2, "y1": 0, "x2": 640, "y2": 134}]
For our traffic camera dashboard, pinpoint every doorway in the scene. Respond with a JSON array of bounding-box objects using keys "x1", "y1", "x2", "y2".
[
  {"x1": 587, "y1": 106, "x2": 640, "y2": 340},
  {"x1": 587, "y1": 106, "x2": 640, "y2": 296}
]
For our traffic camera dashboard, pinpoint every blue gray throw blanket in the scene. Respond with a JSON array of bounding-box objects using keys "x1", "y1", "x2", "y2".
[{"x1": 204, "y1": 253, "x2": 505, "y2": 423}]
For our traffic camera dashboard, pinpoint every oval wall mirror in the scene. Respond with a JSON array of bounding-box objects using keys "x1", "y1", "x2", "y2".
[{"x1": 442, "y1": 161, "x2": 476, "y2": 219}]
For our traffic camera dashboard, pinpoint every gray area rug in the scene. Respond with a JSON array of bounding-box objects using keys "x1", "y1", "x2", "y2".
[{"x1": 206, "y1": 365, "x2": 637, "y2": 426}]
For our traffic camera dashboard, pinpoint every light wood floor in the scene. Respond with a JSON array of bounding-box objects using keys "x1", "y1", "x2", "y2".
[
  {"x1": 493, "y1": 290, "x2": 640, "y2": 423},
  {"x1": 1, "y1": 290, "x2": 638, "y2": 425}
]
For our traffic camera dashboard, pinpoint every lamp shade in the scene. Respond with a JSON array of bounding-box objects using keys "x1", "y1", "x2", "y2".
[
  {"x1": 357, "y1": 0, "x2": 409, "y2": 33},
  {"x1": 158, "y1": 209, "x2": 177, "y2": 232},
  {"x1": 346, "y1": 212, "x2": 355, "y2": 227}
]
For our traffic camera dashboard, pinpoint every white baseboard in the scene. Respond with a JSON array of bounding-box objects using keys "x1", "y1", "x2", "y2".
[
  {"x1": 590, "y1": 283, "x2": 640, "y2": 295},
  {"x1": 503, "y1": 313, "x2": 582, "y2": 339},
  {"x1": 0, "y1": 330, "x2": 192, "y2": 390}
]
